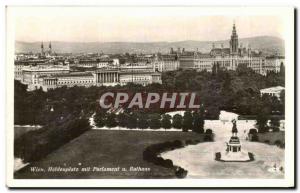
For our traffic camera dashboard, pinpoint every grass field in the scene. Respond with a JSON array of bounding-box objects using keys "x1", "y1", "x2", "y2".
[
  {"x1": 14, "y1": 126, "x2": 42, "y2": 139},
  {"x1": 15, "y1": 129, "x2": 207, "y2": 179}
]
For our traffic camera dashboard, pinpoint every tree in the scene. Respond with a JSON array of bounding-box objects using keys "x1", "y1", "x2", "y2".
[
  {"x1": 236, "y1": 64, "x2": 254, "y2": 76},
  {"x1": 280, "y1": 90, "x2": 285, "y2": 114},
  {"x1": 192, "y1": 110, "x2": 204, "y2": 133},
  {"x1": 182, "y1": 111, "x2": 193, "y2": 132},
  {"x1": 280, "y1": 62, "x2": 285, "y2": 76},
  {"x1": 172, "y1": 114, "x2": 183, "y2": 129},
  {"x1": 270, "y1": 117, "x2": 280, "y2": 129},
  {"x1": 161, "y1": 114, "x2": 172, "y2": 130},
  {"x1": 255, "y1": 107, "x2": 269, "y2": 133},
  {"x1": 212, "y1": 63, "x2": 217, "y2": 76},
  {"x1": 221, "y1": 72, "x2": 232, "y2": 94},
  {"x1": 149, "y1": 113, "x2": 161, "y2": 129}
]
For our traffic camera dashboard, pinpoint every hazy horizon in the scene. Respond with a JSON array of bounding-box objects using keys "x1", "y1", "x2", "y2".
[
  {"x1": 15, "y1": 35, "x2": 283, "y2": 44},
  {"x1": 8, "y1": 7, "x2": 285, "y2": 43}
]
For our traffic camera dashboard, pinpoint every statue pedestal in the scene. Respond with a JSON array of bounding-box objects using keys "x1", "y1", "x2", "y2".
[
  {"x1": 216, "y1": 134, "x2": 253, "y2": 162},
  {"x1": 218, "y1": 150, "x2": 251, "y2": 162}
]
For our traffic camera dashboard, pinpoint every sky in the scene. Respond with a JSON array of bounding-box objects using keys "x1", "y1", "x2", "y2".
[{"x1": 8, "y1": 7, "x2": 285, "y2": 42}]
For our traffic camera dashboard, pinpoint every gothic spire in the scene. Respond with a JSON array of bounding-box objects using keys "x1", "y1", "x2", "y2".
[
  {"x1": 232, "y1": 22, "x2": 237, "y2": 36},
  {"x1": 230, "y1": 22, "x2": 239, "y2": 55}
]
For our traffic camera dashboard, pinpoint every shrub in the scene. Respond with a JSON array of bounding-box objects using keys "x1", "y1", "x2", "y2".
[
  {"x1": 172, "y1": 114, "x2": 183, "y2": 129},
  {"x1": 270, "y1": 117, "x2": 280, "y2": 128},
  {"x1": 195, "y1": 139, "x2": 201, "y2": 143},
  {"x1": 248, "y1": 152, "x2": 255, "y2": 161},
  {"x1": 251, "y1": 134, "x2": 259, "y2": 141},
  {"x1": 143, "y1": 140, "x2": 184, "y2": 172},
  {"x1": 185, "y1": 139, "x2": 193, "y2": 145},
  {"x1": 162, "y1": 159, "x2": 174, "y2": 168},
  {"x1": 175, "y1": 167, "x2": 188, "y2": 178},
  {"x1": 205, "y1": 129, "x2": 213, "y2": 134},
  {"x1": 264, "y1": 140, "x2": 270, "y2": 144},
  {"x1": 173, "y1": 140, "x2": 184, "y2": 148},
  {"x1": 249, "y1": 128, "x2": 257, "y2": 134},
  {"x1": 148, "y1": 113, "x2": 161, "y2": 129},
  {"x1": 182, "y1": 127, "x2": 189, "y2": 132},
  {"x1": 153, "y1": 157, "x2": 165, "y2": 165},
  {"x1": 192, "y1": 110, "x2": 204, "y2": 133},
  {"x1": 106, "y1": 113, "x2": 117, "y2": 128},
  {"x1": 161, "y1": 114, "x2": 172, "y2": 130},
  {"x1": 215, "y1": 152, "x2": 221, "y2": 161},
  {"x1": 279, "y1": 166, "x2": 284, "y2": 172},
  {"x1": 182, "y1": 111, "x2": 193, "y2": 132},
  {"x1": 204, "y1": 135, "x2": 212, "y2": 142},
  {"x1": 274, "y1": 140, "x2": 282, "y2": 147}
]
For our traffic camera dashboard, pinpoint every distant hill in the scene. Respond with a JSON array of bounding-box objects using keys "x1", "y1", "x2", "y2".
[{"x1": 15, "y1": 36, "x2": 284, "y2": 55}]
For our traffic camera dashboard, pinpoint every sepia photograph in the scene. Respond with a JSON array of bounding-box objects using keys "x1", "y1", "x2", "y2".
[{"x1": 5, "y1": 6, "x2": 295, "y2": 188}]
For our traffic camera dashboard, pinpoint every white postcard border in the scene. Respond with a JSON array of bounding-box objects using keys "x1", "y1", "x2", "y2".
[{"x1": 5, "y1": 6, "x2": 295, "y2": 188}]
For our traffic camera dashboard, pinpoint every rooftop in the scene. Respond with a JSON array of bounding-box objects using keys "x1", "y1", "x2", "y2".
[
  {"x1": 52, "y1": 72, "x2": 94, "y2": 78},
  {"x1": 260, "y1": 86, "x2": 285, "y2": 93}
]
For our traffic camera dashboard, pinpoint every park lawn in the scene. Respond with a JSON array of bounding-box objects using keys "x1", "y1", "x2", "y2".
[
  {"x1": 15, "y1": 129, "x2": 207, "y2": 179},
  {"x1": 14, "y1": 126, "x2": 42, "y2": 139}
]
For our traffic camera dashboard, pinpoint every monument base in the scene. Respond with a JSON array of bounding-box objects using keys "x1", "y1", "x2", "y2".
[{"x1": 215, "y1": 151, "x2": 254, "y2": 162}]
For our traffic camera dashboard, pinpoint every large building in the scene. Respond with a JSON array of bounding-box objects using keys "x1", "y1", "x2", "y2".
[
  {"x1": 260, "y1": 86, "x2": 285, "y2": 99},
  {"x1": 21, "y1": 65, "x2": 70, "y2": 85},
  {"x1": 37, "y1": 72, "x2": 95, "y2": 91},
  {"x1": 264, "y1": 55, "x2": 285, "y2": 73},
  {"x1": 119, "y1": 71, "x2": 162, "y2": 86},
  {"x1": 94, "y1": 68, "x2": 120, "y2": 87},
  {"x1": 152, "y1": 54, "x2": 180, "y2": 72},
  {"x1": 19, "y1": 60, "x2": 162, "y2": 91},
  {"x1": 74, "y1": 58, "x2": 115, "y2": 68},
  {"x1": 94, "y1": 66, "x2": 162, "y2": 87},
  {"x1": 14, "y1": 59, "x2": 50, "y2": 80},
  {"x1": 178, "y1": 24, "x2": 284, "y2": 75}
]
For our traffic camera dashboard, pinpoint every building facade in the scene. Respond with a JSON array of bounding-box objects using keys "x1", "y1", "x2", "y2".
[
  {"x1": 22, "y1": 65, "x2": 70, "y2": 85},
  {"x1": 260, "y1": 86, "x2": 285, "y2": 99},
  {"x1": 264, "y1": 56, "x2": 285, "y2": 73},
  {"x1": 178, "y1": 24, "x2": 284, "y2": 75},
  {"x1": 94, "y1": 67, "x2": 162, "y2": 87},
  {"x1": 152, "y1": 54, "x2": 180, "y2": 72},
  {"x1": 37, "y1": 72, "x2": 95, "y2": 91},
  {"x1": 119, "y1": 71, "x2": 162, "y2": 86}
]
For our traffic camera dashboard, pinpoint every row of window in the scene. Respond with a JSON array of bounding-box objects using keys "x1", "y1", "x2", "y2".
[
  {"x1": 44, "y1": 80, "x2": 94, "y2": 85},
  {"x1": 57, "y1": 80, "x2": 93, "y2": 84}
]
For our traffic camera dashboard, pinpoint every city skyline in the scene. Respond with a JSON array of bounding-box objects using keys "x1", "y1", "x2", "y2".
[{"x1": 9, "y1": 7, "x2": 285, "y2": 42}]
